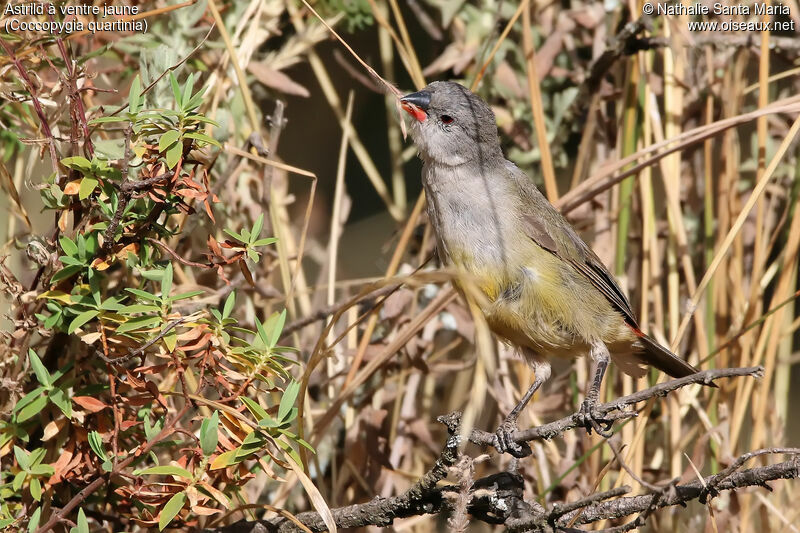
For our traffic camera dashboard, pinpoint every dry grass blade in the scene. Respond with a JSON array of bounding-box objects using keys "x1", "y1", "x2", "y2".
[
  {"x1": 556, "y1": 98, "x2": 800, "y2": 213},
  {"x1": 671, "y1": 112, "x2": 800, "y2": 348},
  {"x1": 300, "y1": 0, "x2": 402, "y2": 98},
  {"x1": 470, "y1": 0, "x2": 529, "y2": 92},
  {"x1": 286, "y1": 454, "x2": 338, "y2": 533},
  {"x1": 224, "y1": 144, "x2": 316, "y2": 177},
  {"x1": 521, "y1": 5, "x2": 557, "y2": 202}
]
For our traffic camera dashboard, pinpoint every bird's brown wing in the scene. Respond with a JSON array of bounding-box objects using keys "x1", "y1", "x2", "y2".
[
  {"x1": 525, "y1": 213, "x2": 639, "y2": 328},
  {"x1": 507, "y1": 163, "x2": 703, "y2": 379},
  {"x1": 506, "y1": 162, "x2": 638, "y2": 328}
]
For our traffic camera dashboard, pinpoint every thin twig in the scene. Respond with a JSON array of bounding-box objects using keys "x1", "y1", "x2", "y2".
[
  {"x1": 147, "y1": 238, "x2": 210, "y2": 269},
  {"x1": 280, "y1": 283, "x2": 401, "y2": 338},
  {"x1": 465, "y1": 366, "x2": 764, "y2": 447},
  {"x1": 96, "y1": 318, "x2": 188, "y2": 365}
]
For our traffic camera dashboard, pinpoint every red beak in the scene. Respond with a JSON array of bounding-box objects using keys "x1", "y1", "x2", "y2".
[{"x1": 400, "y1": 90, "x2": 431, "y2": 122}]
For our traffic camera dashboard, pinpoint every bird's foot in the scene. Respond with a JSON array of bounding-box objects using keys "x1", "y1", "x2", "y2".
[
  {"x1": 494, "y1": 416, "x2": 532, "y2": 458},
  {"x1": 579, "y1": 399, "x2": 613, "y2": 438}
]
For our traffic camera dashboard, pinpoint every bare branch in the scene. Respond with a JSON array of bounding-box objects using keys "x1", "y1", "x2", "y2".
[
  {"x1": 464, "y1": 366, "x2": 764, "y2": 447},
  {"x1": 204, "y1": 367, "x2": 795, "y2": 533}
]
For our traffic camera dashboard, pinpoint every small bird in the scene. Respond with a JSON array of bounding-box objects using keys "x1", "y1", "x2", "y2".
[{"x1": 400, "y1": 81, "x2": 702, "y2": 457}]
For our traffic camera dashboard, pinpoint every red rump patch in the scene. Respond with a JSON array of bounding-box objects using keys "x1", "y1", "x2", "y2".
[
  {"x1": 401, "y1": 102, "x2": 427, "y2": 122},
  {"x1": 625, "y1": 323, "x2": 647, "y2": 337}
]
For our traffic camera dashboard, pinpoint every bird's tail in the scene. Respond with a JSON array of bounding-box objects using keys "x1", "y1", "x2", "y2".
[{"x1": 638, "y1": 333, "x2": 714, "y2": 385}]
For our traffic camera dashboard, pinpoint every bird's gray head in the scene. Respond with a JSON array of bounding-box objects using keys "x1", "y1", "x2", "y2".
[{"x1": 401, "y1": 81, "x2": 501, "y2": 167}]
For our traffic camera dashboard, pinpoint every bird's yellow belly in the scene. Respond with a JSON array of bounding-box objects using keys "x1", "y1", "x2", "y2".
[{"x1": 447, "y1": 243, "x2": 635, "y2": 358}]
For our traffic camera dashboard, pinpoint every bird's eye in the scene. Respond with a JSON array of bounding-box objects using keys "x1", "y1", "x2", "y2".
[{"x1": 441, "y1": 115, "x2": 454, "y2": 124}]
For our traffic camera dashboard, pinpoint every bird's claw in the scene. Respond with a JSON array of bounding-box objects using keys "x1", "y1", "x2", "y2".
[
  {"x1": 579, "y1": 399, "x2": 613, "y2": 438},
  {"x1": 494, "y1": 417, "x2": 532, "y2": 458}
]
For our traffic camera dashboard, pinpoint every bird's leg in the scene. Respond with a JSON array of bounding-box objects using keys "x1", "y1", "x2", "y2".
[
  {"x1": 495, "y1": 359, "x2": 551, "y2": 458},
  {"x1": 580, "y1": 340, "x2": 613, "y2": 437}
]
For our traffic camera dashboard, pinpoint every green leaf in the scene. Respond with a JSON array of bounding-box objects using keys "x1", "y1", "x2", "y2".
[
  {"x1": 128, "y1": 74, "x2": 142, "y2": 114},
  {"x1": 29, "y1": 447, "x2": 46, "y2": 466},
  {"x1": 14, "y1": 445, "x2": 30, "y2": 470},
  {"x1": 44, "y1": 311, "x2": 63, "y2": 330},
  {"x1": 99, "y1": 297, "x2": 126, "y2": 312},
  {"x1": 59, "y1": 237, "x2": 78, "y2": 257},
  {"x1": 185, "y1": 114, "x2": 219, "y2": 126},
  {"x1": 88, "y1": 269, "x2": 101, "y2": 306},
  {"x1": 13, "y1": 470, "x2": 26, "y2": 491},
  {"x1": 169, "y1": 290, "x2": 204, "y2": 302},
  {"x1": 223, "y1": 228, "x2": 245, "y2": 242},
  {"x1": 169, "y1": 72, "x2": 182, "y2": 108},
  {"x1": 78, "y1": 177, "x2": 99, "y2": 200},
  {"x1": 166, "y1": 143, "x2": 182, "y2": 169},
  {"x1": 50, "y1": 264, "x2": 83, "y2": 283},
  {"x1": 235, "y1": 431, "x2": 267, "y2": 460},
  {"x1": 120, "y1": 304, "x2": 161, "y2": 314},
  {"x1": 61, "y1": 156, "x2": 92, "y2": 171},
  {"x1": 29, "y1": 477, "x2": 41, "y2": 501},
  {"x1": 252, "y1": 237, "x2": 278, "y2": 247},
  {"x1": 163, "y1": 330, "x2": 177, "y2": 352},
  {"x1": 275, "y1": 437, "x2": 302, "y2": 465},
  {"x1": 135, "y1": 465, "x2": 192, "y2": 478},
  {"x1": 251, "y1": 214, "x2": 264, "y2": 242},
  {"x1": 67, "y1": 309, "x2": 99, "y2": 334},
  {"x1": 144, "y1": 416, "x2": 164, "y2": 440},
  {"x1": 199, "y1": 411, "x2": 219, "y2": 456},
  {"x1": 59, "y1": 256, "x2": 84, "y2": 266},
  {"x1": 49, "y1": 360, "x2": 73, "y2": 383},
  {"x1": 88, "y1": 431, "x2": 107, "y2": 461},
  {"x1": 183, "y1": 131, "x2": 220, "y2": 148},
  {"x1": 140, "y1": 268, "x2": 166, "y2": 281},
  {"x1": 246, "y1": 249, "x2": 260, "y2": 264},
  {"x1": 257, "y1": 413, "x2": 279, "y2": 428},
  {"x1": 126, "y1": 288, "x2": 161, "y2": 301},
  {"x1": 295, "y1": 437, "x2": 315, "y2": 452},
  {"x1": 116, "y1": 315, "x2": 161, "y2": 334},
  {"x1": 182, "y1": 73, "x2": 195, "y2": 109},
  {"x1": 28, "y1": 464, "x2": 55, "y2": 476},
  {"x1": 161, "y1": 263, "x2": 173, "y2": 299},
  {"x1": 280, "y1": 406, "x2": 297, "y2": 424},
  {"x1": 48, "y1": 387, "x2": 73, "y2": 418},
  {"x1": 159, "y1": 491, "x2": 186, "y2": 530},
  {"x1": 159, "y1": 130, "x2": 180, "y2": 153},
  {"x1": 279, "y1": 379, "x2": 300, "y2": 422},
  {"x1": 254, "y1": 317, "x2": 269, "y2": 347},
  {"x1": 75, "y1": 508, "x2": 89, "y2": 533},
  {"x1": 27, "y1": 506, "x2": 41, "y2": 533},
  {"x1": 88, "y1": 116, "x2": 128, "y2": 125},
  {"x1": 222, "y1": 292, "x2": 235, "y2": 319},
  {"x1": 28, "y1": 349, "x2": 51, "y2": 388},
  {"x1": 240, "y1": 396, "x2": 268, "y2": 421},
  {"x1": 184, "y1": 90, "x2": 205, "y2": 112},
  {"x1": 265, "y1": 310, "x2": 286, "y2": 348},
  {"x1": 16, "y1": 393, "x2": 48, "y2": 422}
]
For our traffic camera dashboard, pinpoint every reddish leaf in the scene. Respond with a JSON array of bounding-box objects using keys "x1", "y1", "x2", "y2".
[
  {"x1": 207, "y1": 235, "x2": 222, "y2": 256},
  {"x1": 73, "y1": 396, "x2": 109, "y2": 413},
  {"x1": 120, "y1": 420, "x2": 139, "y2": 431},
  {"x1": 239, "y1": 261, "x2": 255, "y2": 286}
]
